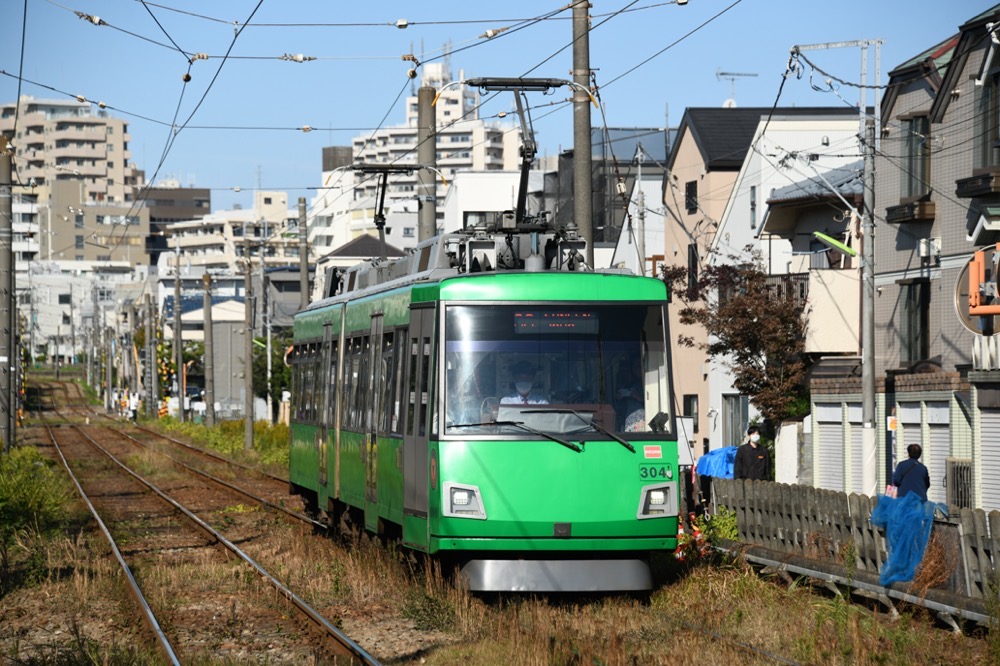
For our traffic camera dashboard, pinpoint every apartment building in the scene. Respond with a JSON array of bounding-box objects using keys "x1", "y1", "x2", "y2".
[
  {"x1": 0, "y1": 96, "x2": 141, "y2": 205},
  {"x1": 309, "y1": 63, "x2": 522, "y2": 253}
]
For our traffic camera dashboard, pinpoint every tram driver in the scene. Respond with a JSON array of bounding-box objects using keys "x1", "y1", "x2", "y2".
[{"x1": 500, "y1": 361, "x2": 549, "y2": 405}]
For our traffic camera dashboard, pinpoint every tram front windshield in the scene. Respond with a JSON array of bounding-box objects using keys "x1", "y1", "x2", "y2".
[{"x1": 443, "y1": 304, "x2": 670, "y2": 438}]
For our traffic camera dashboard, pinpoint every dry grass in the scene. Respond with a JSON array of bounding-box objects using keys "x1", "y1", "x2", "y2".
[{"x1": 910, "y1": 531, "x2": 955, "y2": 599}]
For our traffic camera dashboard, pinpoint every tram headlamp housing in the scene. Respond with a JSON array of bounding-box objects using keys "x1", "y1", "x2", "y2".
[
  {"x1": 637, "y1": 482, "x2": 678, "y2": 519},
  {"x1": 443, "y1": 482, "x2": 487, "y2": 520}
]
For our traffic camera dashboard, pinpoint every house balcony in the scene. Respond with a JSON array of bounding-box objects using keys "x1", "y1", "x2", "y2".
[
  {"x1": 956, "y1": 170, "x2": 1000, "y2": 198},
  {"x1": 803, "y1": 268, "x2": 860, "y2": 354},
  {"x1": 886, "y1": 200, "x2": 935, "y2": 223}
]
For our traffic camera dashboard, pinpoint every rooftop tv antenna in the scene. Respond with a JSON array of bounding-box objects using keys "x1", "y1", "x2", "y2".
[{"x1": 716, "y1": 69, "x2": 758, "y2": 108}]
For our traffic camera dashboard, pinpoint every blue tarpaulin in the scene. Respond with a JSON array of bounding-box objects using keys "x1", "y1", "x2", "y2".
[
  {"x1": 870, "y1": 493, "x2": 947, "y2": 586},
  {"x1": 695, "y1": 446, "x2": 737, "y2": 479}
]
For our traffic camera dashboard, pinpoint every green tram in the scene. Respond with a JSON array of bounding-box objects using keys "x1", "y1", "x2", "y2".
[{"x1": 289, "y1": 223, "x2": 680, "y2": 591}]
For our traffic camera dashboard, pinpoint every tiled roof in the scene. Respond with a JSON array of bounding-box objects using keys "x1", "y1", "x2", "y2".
[
  {"x1": 767, "y1": 160, "x2": 864, "y2": 203},
  {"x1": 679, "y1": 107, "x2": 863, "y2": 170},
  {"x1": 326, "y1": 233, "x2": 405, "y2": 258}
]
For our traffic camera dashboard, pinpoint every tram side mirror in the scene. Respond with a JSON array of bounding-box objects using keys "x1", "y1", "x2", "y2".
[{"x1": 648, "y1": 411, "x2": 670, "y2": 434}]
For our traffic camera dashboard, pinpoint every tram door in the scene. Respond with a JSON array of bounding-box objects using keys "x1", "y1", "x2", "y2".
[
  {"x1": 365, "y1": 313, "x2": 384, "y2": 527},
  {"x1": 403, "y1": 305, "x2": 435, "y2": 519},
  {"x1": 318, "y1": 321, "x2": 334, "y2": 488}
]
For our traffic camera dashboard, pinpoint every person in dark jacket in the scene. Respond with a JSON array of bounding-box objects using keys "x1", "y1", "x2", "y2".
[
  {"x1": 733, "y1": 425, "x2": 770, "y2": 481},
  {"x1": 892, "y1": 443, "x2": 930, "y2": 501}
]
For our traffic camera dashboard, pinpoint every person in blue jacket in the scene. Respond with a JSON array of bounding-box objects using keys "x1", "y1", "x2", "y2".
[{"x1": 892, "y1": 444, "x2": 930, "y2": 501}]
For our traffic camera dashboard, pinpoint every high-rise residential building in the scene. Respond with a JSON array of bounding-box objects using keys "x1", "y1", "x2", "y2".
[
  {"x1": 1, "y1": 96, "x2": 142, "y2": 205},
  {"x1": 309, "y1": 63, "x2": 523, "y2": 253},
  {"x1": 1, "y1": 96, "x2": 151, "y2": 267}
]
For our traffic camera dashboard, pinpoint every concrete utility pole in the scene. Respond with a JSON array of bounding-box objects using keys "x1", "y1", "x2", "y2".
[
  {"x1": 244, "y1": 236, "x2": 254, "y2": 451},
  {"x1": 0, "y1": 135, "x2": 12, "y2": 452},
  {"x1": 298, "y1": 197, "x2": 308, "y2": 310},
  {"x1": 861, "y1": 118, "x2": 877, "y2": 498},
  {"x1": 417, "y1": 85, "x2": 437, "y2": 241},
  {"x1": 173, "y1": 240, "x2": 184, "y2": 422},
  {"x1": 203, "y1": 273, "x2": 215, "y2": 427},
  {"x1": 145, "y1": 293, "x2": 157, "y2": 417},
  {"x1": 572, "y1": 2, "x2": 594, "y2": 266},
  {"x1": 69, "y1": 285, "x2": 75, "y2": 365}
]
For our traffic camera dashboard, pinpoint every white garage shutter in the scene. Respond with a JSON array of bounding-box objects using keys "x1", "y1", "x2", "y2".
[
  {"x1": 816, "y1": 421, "x2": 844, "y2": 492},
  {"x1": 980, "y1": 409, "x2": 1000, "y2": 511},
  {"x1": 849, "y1": 422, "x2": 864, "y2": 495},
  {"x1": 926, "y1": 424, "x2": 949, "y2": 504}
]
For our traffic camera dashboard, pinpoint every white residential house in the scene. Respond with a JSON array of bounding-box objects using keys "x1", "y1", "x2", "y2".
[{"x1": 704, "y1": 112, "x2": 863, "y2": 454}]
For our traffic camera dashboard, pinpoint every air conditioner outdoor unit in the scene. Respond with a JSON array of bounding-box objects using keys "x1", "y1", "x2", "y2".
[{"x1": 918, "y1": 237, "x2": 941, "y2": 258}]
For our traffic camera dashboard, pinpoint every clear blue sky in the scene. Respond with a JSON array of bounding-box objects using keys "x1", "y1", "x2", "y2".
[{"x1": 2, "y1": 0, "x2": 993, "y2": 211}]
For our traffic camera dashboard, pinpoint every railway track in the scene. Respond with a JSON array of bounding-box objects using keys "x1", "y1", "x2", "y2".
[
  {"x1": 39, "y1": 402, "x2": 378, "y2": 664},
  {"x1": 13, "y1": 378, "x2": 984, "y2": 664}
]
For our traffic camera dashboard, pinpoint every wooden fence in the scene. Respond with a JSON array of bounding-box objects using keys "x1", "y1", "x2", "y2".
[{"x1": 711, "y1": 478, "x2": 1000, "y2": 602}]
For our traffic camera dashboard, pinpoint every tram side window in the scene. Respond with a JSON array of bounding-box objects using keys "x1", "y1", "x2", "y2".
[
  {"x1": 347, "y1": 337, "x2": 362, "y2": 430},
  {"x1": 291, "y1": 349, "x2": 301, "y2": 420},
  {"x1": 341, "y1": 338, "x2": 356, "y2": 430},
  {"x1": 327, "y1": 341, "x2": 338, "y2": 425},
  {"x1": 302, "y1": 351, "x2": 316, "y2": 423},
  {"x1": 419, "y1": 335, "x2": 431, "y2": 437},
  {"x1": 406, "y1": 335, "x2": 419, "y2": 437},
  {"x1": 388, "y1": 327, "x2": 407, "y2": 434},
  {"x1": 357, "y1": 335, "x2": 371, "y2": 431},
  {"x1": 377, "y1": 332, "x2": 395, "y2": 434}
]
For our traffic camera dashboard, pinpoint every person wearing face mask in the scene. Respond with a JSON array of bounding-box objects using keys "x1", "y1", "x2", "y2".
[
  {"x1": 500, "y1": 361, "x2": 548, "y2": 405},
  {"x1": 734, "y1": 425, "x2": 770, "y2": 481}
]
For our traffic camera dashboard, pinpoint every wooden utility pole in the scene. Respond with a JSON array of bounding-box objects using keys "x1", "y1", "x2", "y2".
[{"x1": 244, "y1": 236, "x2": 254, "y2": 451}]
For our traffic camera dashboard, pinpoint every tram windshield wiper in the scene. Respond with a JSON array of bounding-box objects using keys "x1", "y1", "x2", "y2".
[
  {"x1": 448, "y1": 420, "x2": 583, "y2": 452},
  {"x1": 528, "y1": 408, "x2": 636, "y2": 453}
]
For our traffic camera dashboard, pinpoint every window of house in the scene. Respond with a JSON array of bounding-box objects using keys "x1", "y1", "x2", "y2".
[
  {"x1": 74, "y1": 235, "x2": 84, "y2": 249},
  {"x1": 901, "y1": 116, "x2": 930, "y2": 198},
  {"x1": 687, "y1": 243, "x2": 698, "y2": 294},
  {"x1": 722, "y1": 394, "x2": 749, "y2": 447},
  {"x1": 685, "y1": 181, "x2": 698, "y2": 214},
  {"x1": 976, "y1": 72, "x2": 1000, "y2": 170},
  {"x1": 264, "y1": 197, "x2": 272, "y2": 205},
  {"x1": 74, "y1": 214, "x2": 84, "y2": 228},
  {"x1": 900, "y1": 280, "x2": 929, "y2": 365},
  {"x1": 58, "y1": 294, "x2": 71, "y2": 305},
  {"x1": 403, "y1": 227, "x2": 415, "y2": 238},
  {"x1": 682, "y1": 394, "x2": 699, "y2": 433},
  {"x1": 749, "y1": 185, "x2": 757, "y2": 228}
]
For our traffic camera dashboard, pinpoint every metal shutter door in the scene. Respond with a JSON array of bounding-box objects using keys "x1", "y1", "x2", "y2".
[
  {"x1": 981, "y1": 409, "x2": 1000, "y2": 511},
  {"x1": 926, "y1": 425, "x2": 949, "y2": 504},
  {"x1": 849, "y1": 422, "x2": 863, "y2": 495},
  {"x1": 817, "y1": 421, "x2": 844, "y2": 491}
]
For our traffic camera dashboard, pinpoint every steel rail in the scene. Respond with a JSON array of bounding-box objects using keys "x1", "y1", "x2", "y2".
[
  {"x1": 44, "y1": 424, "x2": 182, "y2": 666},
  {"x1": 86, "y1": 420, "x2": 326, "y2": 530},
  {"x1": 69, "y1": 423, "x2": 380, "y2": 665}
]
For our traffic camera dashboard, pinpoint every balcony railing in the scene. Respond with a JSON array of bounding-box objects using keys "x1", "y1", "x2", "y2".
[{"x1": 764, "y1": 273, "x2": 809, "y2": 308}]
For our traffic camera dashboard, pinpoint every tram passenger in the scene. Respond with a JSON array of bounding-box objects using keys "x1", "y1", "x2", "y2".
[
  {"x1": 500, "y1": 361, "x2": 548, "y2": 405},
  {"x1": 616, "y1": 357, "x2": 644, "y2": 430}
]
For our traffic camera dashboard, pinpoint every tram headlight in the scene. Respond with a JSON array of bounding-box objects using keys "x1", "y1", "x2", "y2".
[
  {"x1": 637, "y1": 483, "x2": 678, "y2": 519},
  {"x1": 443, "y1": 482, "x2": 487, "y2": 520}
]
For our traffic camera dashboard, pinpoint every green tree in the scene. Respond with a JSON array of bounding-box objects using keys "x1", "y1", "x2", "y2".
[{"x1": 662, "y1": 245, "x2": 810, "y2": 425}]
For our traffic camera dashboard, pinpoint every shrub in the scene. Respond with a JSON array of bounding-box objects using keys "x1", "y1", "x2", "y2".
[{"x1": 0, "y1": 447, "x2": 71, "y2": 586}]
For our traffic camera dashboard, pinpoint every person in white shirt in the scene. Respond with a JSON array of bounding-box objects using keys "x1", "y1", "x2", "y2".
[{"x1": 500, "y1": 361, "x2": 548, "y2": 405}]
